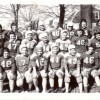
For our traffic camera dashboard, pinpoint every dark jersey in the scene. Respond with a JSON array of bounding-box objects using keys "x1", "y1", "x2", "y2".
[
  {"x1": 0, "y1": 56, "x2": 16, "y2": 73},
  {"x1": 89, "y1": 38, "x2": 100, "y2": 53},
  {"x1": 81, "y1": 52, "x2": 99, "y2": 69},
  {"x1": 72, "y1": 35, "x2": 88, "y2": 53}
]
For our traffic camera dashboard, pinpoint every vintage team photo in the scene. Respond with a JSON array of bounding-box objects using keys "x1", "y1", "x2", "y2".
[{"x1": 0, "y1": 4, "x2": 100, "y2": 93}]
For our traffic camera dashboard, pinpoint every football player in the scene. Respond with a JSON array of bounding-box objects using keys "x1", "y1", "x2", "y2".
[
  {"x1": 21, "y1": 31, "x2": 37, "y2": 55},
  {"x1": 30, "y1": 45, "x2": 48, "y2": 92},
  {"x1": 49, "y1": 18, "x2": 62, "y2": 42},
  {"x1": 81, "y1": 44, "x2": 100, "y2": 93},
  {"x1": 66, "y1": 21, "x2": 76, "y2": 40},
  {"x1": 0, "y1": 48, "x2": 16, "y2": 92},
  {"x1": 72, "y1": 28, "x2": 88, "y2": 54},
  {"x1": 48, "y1": 43, "x2": 64, "y2": 93},
  {"x1": 4, "y1": 32, "x2": 20, "y2": 58},
  {"x1": 64, "y1": 44, "x2": 82, "y2": 93},
  {"x1": 15, "y1": 44, "x2": 33, "y2": 92}
]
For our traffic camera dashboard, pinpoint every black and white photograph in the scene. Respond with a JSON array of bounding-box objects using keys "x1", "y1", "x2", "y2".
[{"x1": 0, "y1": 1, "x2": 100, "y2": 95}]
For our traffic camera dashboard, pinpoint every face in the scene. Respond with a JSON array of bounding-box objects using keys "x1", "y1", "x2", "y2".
[
  {"x1": 42, "y1": 36, "x2": 48, "y2": 43},
  {"x1": 21, "y1": 48, "x2": 28, "y2": 56},
  {"x1": 61, "y1": 32, "x2": 67, "y2": 40},
  {"x1": 88, "y1": 47, "x2": 94, "y2": 54},
  {"x1": 27, "y1": 26, "x2": 31, "y2": 30},
  {"x1": 39, "y1": 25, "x2": 45, "y2": 31},
  {"x1": 68, "y1": 26, "x2": 73, "y2": 31},
  {"x1": 96, "y1": 34, "x2": 100, "y2": 40},
  {"x1": 81, "y1": 21, "x2": 87, "y2": 29},
  {"x1": 52, "y1": 46, "x2": 59, "y2": 54},
  {"x1": 53, "y1": 22, "x2": 59, "y2": 29},
  {"x1": 3, "y1": 51, "x2": 9, "y2": 58},
  {"x1": 77, "y1": 31, "x2": 83, "y2": 37},
  {"x1": 12, "y1": 25, "x2": 17, "y2": 32},
  {"x1": 69, "y1": 48, "x2": 76, "y2": 56},
  {"x1": 10, "y1": 34, "x2": 16, "y2": 41},
  {"x1": 27, "y1": 33, "x2": 33, "y2": 40},
  {"x1": 37, "y1": 49, "x2": 43, "y2": 56}
]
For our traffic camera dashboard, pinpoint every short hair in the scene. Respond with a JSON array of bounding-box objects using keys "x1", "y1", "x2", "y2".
[
  {"x1": 80, "y1": 19, "x2": 87, "y2": 28},
  {"x1": 11, "y1": 22, "x2": 16, "y2": 29},
  {"x1": 3, "y1": 47, "x2": 10, "y2": 53},
  {"x1": 86, "y1": 44, "x2": 96, "y2": 51},
  {"x1": 76, "y1": 28, "x2": 84, "y2": 35},
  {"x1": 9, "y1": 31, "x2": 16, "y2": 36}
]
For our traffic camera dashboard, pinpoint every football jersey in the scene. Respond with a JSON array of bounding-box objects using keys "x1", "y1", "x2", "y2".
[
  {"x1": 81, "y1": 52, "x2": 99, "y2": 69},
  {"x1": 0, "y1": 56, "x2": 16, "y2": 73},
  {"x1": 15, "y1": 54, "x2": 30, "y2": 73},
  {"x1": 38, "y1": 41, "x2": 51, "y2": 53},
  {"x1": 72, "y1": 35, "x2": 88, "y2": 53},
  {"x1": 48, "y1": 52, "x2": 64, "y2": 70},
  {"x1": 21, "y1": 39, "x2": 37, "y2": 49},
  {"x1": 82, "y1": 28, "x2": 92, "y2": 39},
  {"x1": 4, "y1": 40, "x2": 20, "y2": 57},
  {"x1": 89, "y1": 38, "x2": 100, "y2": 53},
  {"x1": 67, "y1": 29, "x2": 76, "y2": 39},
  {"x1": 31, "y1": 53, "x2": 48, "y2": 71},
  {"x1": 56, "y1": 38, "x2": 71, "y2": 52},
  {"x1": 64, "y1": 53, "x2": 81, "y2": 71},
  {"x1": 49, "y1": 27, "x2": 62, "y2": 42}
]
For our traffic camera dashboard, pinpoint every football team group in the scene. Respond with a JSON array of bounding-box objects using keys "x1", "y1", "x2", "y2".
[{"x1": 0, "y1": 18, "x2": 100, "y2": 93}]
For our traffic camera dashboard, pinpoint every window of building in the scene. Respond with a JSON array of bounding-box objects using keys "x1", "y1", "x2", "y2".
[{"x1": 93, "y1": 11, "x2": 100, "y2": 20}]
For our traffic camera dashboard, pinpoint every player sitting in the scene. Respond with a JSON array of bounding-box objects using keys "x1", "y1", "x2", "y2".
[
  {"x1": 4, "y1": 32, "x2": 20, "y2": 58},
  {"x1": 48, "y1": 43, "x2": 64, "y2": 93},
  {"x1": 15, "y1": 44, "x2": 33, "y2": 92},
  {"x1": 64, "y1": 44, "x2": 82, "y2": 93},
  {"x1": 0, "y1": 48, "x2": 16, "y2": 92},
  {"x1": 30, "y1": 45, "x2": 48, "y2": 92},
  {"x1": 81, "y1": 44, "x2": 100, "y2": 93}
]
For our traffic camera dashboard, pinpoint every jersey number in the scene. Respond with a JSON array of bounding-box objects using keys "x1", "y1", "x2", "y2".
[
  {"x1": 84, "y1": 57, "x2": 94, "y2": 64},
  {"x1": 76, "y1": 40, "x2": 85, "y2": 45},
  {"x1": 1, "y1": 61, "x2": 11, "y2": 68}
]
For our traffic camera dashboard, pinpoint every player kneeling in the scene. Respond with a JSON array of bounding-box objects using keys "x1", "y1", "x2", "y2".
[
  {"x1": 0, "y1": 48, "x2": 16, "y2": 92},
  {"x1": 48, "y1": 43, "x2": 64, "y2": 93},
  {"x1": 15, "y1": 44, "x2": 33, "y2": 92},
  {"x1": 30, "y1": 45, "x2": 48, "y2": 92},
  {"x1": 64, "y1": 44, "x2": 82, "y2": 93},
  {"x1": 81, "y1": 44, "x2": 100, "y2": 93}
]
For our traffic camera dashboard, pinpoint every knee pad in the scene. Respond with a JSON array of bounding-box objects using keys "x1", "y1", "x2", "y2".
[
  {"x1": 76, "y1": 76, "x2": 82, "y2": 83},
  {"x1": 91, "y1": 70, "x2": 99, "y2": 78},
  {"x1": 25, "y1": 75, "x2": 33, "y2": 84},
  {"x1": 82, "y1": 71, "x2": 89, "y2": 78},
  {"x1": 16, "y1": 78, "x2": 23, "y2": 87},
  {"x1": 65, "y1": 76, "x2": 70, "y2": 83},
  {"x1": 49, "y1": 71, "x2": 55, "y2": 79},
  {"x1": 56, "y1": 70, "x2": 64, "y2": 78}
]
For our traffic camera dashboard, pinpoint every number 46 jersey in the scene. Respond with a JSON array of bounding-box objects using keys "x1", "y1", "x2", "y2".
[{"x1": 81, "y1": 52, "x2": 99, "y2": 69}]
